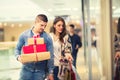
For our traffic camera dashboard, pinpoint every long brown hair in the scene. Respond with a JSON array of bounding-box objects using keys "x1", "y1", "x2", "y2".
[
  {"x1": 117, "y1": 17, "x2": 120, "y2": 34},
  {"x1": 51, "y1": 16, "x2": 67, "y2": 42}
]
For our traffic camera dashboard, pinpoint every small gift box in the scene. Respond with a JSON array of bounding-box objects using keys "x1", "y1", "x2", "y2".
[
  {"x1": 20, "y1": 52, "x2": 50, "y2": 63},
  {"x1": 22, "y1": 44, "x2": 47, "y2": 54},
  {"x1": 28, "y1": 38, "x2": 44, "y2": 45}
]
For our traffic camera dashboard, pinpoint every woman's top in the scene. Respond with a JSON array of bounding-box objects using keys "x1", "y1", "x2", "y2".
[{"x1": 49, "y1": 33, "x2": 72, "y2": 66}]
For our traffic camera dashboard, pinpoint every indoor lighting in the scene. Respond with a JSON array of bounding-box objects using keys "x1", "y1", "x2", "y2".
[
  {"x1": 18, "y1": 24, "x2": 22, "y2": 27},
  {"x1": 11, "y1": 24, "x2": 15, "y2": 28},
  {"x1": 0, "y1": 22, "x2": 2, "y2": 26},
  {"x1": 112, "y1": 6, "x2": 116, "y2": 10},
  {"x1": 48, "y1": 9, "x2": 52, "y2": 12},
  {"x1": 3, "y1": 23, "x2": 7, "y2": 26},
  {"x1": 73, "y1": 8, "x2": 79, "y2": 11}
]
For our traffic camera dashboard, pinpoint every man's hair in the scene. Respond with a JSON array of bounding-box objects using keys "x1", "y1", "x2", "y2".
[
  {"x1": 36, "y1": 14, "x2": 48, "y2": 22},
  {"x1": 69, "y1": 24, "x2": 75, "y2": 28}
]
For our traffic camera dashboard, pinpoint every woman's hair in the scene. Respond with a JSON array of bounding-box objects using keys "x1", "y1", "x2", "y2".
[
  {"x1": 50, "y1": 16, "x2": 67, "y2": 42},
  {"x1": 117, "y1": 17, "x2": 120, "y2": 33}
]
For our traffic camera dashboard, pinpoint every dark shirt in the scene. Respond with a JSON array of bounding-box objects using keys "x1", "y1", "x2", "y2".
[{"x1": 68, "y1": 34, "x2": 82, "y2": 53}]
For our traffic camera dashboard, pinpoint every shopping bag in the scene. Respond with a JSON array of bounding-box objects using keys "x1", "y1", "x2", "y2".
[
  {"x1": 114, "y1": 57, "x2": 120, "y2": 80},
  {"x1": 72, "y1": 65, "x2": 81, "y2": 80},
  {"x1": 70, "y1": 64, "x2": 76, "y2": 80}
]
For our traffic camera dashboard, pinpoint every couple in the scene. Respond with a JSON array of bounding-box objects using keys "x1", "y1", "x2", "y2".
[{"x1": 15, "y1": 14, "x2": 79, "y2": 80}]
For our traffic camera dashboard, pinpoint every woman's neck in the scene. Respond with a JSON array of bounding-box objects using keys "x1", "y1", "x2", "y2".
[{"x1": 55, "y1": 31, "x2": 60, "y2": 37}]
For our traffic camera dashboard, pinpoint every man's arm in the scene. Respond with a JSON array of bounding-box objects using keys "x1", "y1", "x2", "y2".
[
  {"x1": 14, "y1": 34, "x2": 25, "y2": 60},
  {"x1": 46, "y1": 35, "x2": 54, "y2": 74},
  {"x1": 77, "y1": 35, "x2": 82, "y2": 48}
]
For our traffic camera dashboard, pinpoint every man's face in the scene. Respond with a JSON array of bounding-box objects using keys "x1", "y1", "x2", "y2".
[
  {"x1": 69, "y1": 27, "x2": 74, "y2": 33},
  {"x1": 34, "y1": 18, "x2": 47, "y2": 33}
]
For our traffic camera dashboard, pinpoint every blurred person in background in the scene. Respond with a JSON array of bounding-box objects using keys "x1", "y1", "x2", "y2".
[
  {"x1": 68, "y1": 24, "x2": 82, "y2": 68},
  {"x1": 114, "y1": 17, "x2": 120, "y2": 59},
  {"x1": 114, "y1": 17, "x2": 120, "y2": 80},
  {"x1": 91, "y1": 28, "x2": 97, "y2": 47},
  {"x1": 15, "y1": 14, "x2": 54, "y2": 80}
]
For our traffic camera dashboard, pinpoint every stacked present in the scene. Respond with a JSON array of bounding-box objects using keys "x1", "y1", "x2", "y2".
[{"x1": 20, "y1": 36, "x2": 50, "y2": 63}]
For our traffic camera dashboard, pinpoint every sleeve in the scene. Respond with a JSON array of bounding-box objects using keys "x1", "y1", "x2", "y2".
[
  {"x1": 77, "y1": 35, "x2": 82, "y2": 48},
  {"x1": 114, "y1": 34, "x2": 117, "y2": 42},
  {"x1": 63, "y1": 36, "x2": 72, "y2": 54},
  {"x1": 46, "y1": 35, "x2": 54, "y2": 74},
  {"x1": 114, "y1": 34, "x2": 118, "y2": 49},
  {"x1": 14, "y1": 34, "x2": 25, "y2": 60}
]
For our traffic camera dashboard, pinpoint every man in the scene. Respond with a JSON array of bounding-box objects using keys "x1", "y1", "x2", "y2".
[
  {"x1": 68, "y1": 24, "x2": 82, "y2": 68},
  {"x1": 15, "y1": 14, "x2": 54, "y2": 80}
]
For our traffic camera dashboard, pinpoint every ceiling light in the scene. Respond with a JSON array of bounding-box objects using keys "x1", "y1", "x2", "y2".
[
  {"x1": 11, "y1": 24, "x2": 14, "y2": 28},
  {"x1": 0, "y1": 22, "x2": 2, "y2": 26},
  {"x1": 76, "y1": 20, "x2": 80, "y2": 24},
  {"x1": 112, "y1": 6, "x2": 116, "y2": 10},
  {"x1": 3, "y1": 23, "x2": 7, "y2": 26},
  {"x1": 19, "y1": 24, "x2": 22, "y2": 27}
]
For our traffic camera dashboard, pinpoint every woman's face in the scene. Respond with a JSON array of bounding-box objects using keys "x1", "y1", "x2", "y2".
[{"x1": 54, "y1": 21, "x2": 64, "y2": 34}]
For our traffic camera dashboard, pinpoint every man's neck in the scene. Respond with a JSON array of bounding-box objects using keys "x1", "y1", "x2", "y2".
[
  {"x1": 69, "y1": 33, "x2": 74, "y2": 36},
  {"x1": 32, "y1": 28, "x2": 40, "y2": 35}
]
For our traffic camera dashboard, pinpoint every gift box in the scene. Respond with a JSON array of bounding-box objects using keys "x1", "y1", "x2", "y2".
[
  {"x1": 21, "y1": 37, "x2": 50, "y2": 63},
  {"x1": 22, "y1": 44, "x2": 47, "y2": 54},
  {"x1": 28, "y1": 38, "x2": 44, "y2": 45},
  {"x1": 20, "y1": 52, "x2": 50, "y2": 63}
]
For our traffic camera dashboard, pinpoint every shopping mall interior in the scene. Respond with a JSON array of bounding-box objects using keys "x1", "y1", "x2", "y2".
[{"x1": 0, "y1": 0, "x2": 120, "y2": 80}]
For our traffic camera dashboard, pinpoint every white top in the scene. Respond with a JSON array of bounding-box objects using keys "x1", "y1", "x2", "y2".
[{"x1": 49, "y1": 33, "x2": 62, "y2": 66}]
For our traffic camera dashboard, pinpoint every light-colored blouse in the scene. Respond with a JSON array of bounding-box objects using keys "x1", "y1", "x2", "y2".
[
  {"x1": 49, "y1": 33, "x2": 62, "y2": 66},
  {"x1": 49, "y1": 33, "x2": 72, "y2": 66}
]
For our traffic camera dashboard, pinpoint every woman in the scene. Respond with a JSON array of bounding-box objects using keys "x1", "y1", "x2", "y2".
[
  {"x1": 114, "y1": 17, "x2": 120, "y2": 59},
  {"x1": 49, "y1": 17, "x2": 72, "y2": 80},
  {"x1": 114, "y1": 17, "x2": 120, "y2": 80}
]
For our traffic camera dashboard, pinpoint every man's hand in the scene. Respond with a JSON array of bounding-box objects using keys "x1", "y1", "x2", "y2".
[
  {"x1": 18, "y1": 56, "x2": 25, "y2": 64},
  {"x1": 47, "y1": 74, "x2": 54, "y2": 80},
  {"x1": 75, "y1": 45, "x2": 79, "y2": 49}
]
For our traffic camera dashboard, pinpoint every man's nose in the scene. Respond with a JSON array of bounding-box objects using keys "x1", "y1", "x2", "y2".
[{"x1": 41, "y1": 26, "x2": 45, "y2": 29}]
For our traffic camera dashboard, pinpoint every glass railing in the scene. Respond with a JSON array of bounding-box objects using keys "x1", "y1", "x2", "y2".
[{"x1": 0, "y1": 42, "x2": 22, "y2": 80}]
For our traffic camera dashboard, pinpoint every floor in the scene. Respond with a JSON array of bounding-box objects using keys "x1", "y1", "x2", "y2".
[{"x1": 0, "y1": 47, "x2": 102, "y2": 80}]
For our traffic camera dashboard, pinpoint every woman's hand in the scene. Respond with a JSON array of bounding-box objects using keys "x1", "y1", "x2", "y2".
[
  {"x1": 115, "y1": 52, "x2": 120, "y2": 61},
  {"x1": 47, "y1": 74, "x2": 54, "y2": 80},
  {"x1": 65, "y1": 53, "x2": 73, "y2": 63}
]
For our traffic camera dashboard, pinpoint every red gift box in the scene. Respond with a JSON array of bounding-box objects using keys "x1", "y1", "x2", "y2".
[{"x1": 22, "y1": 44, "x2": 47, "y2": 54}]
